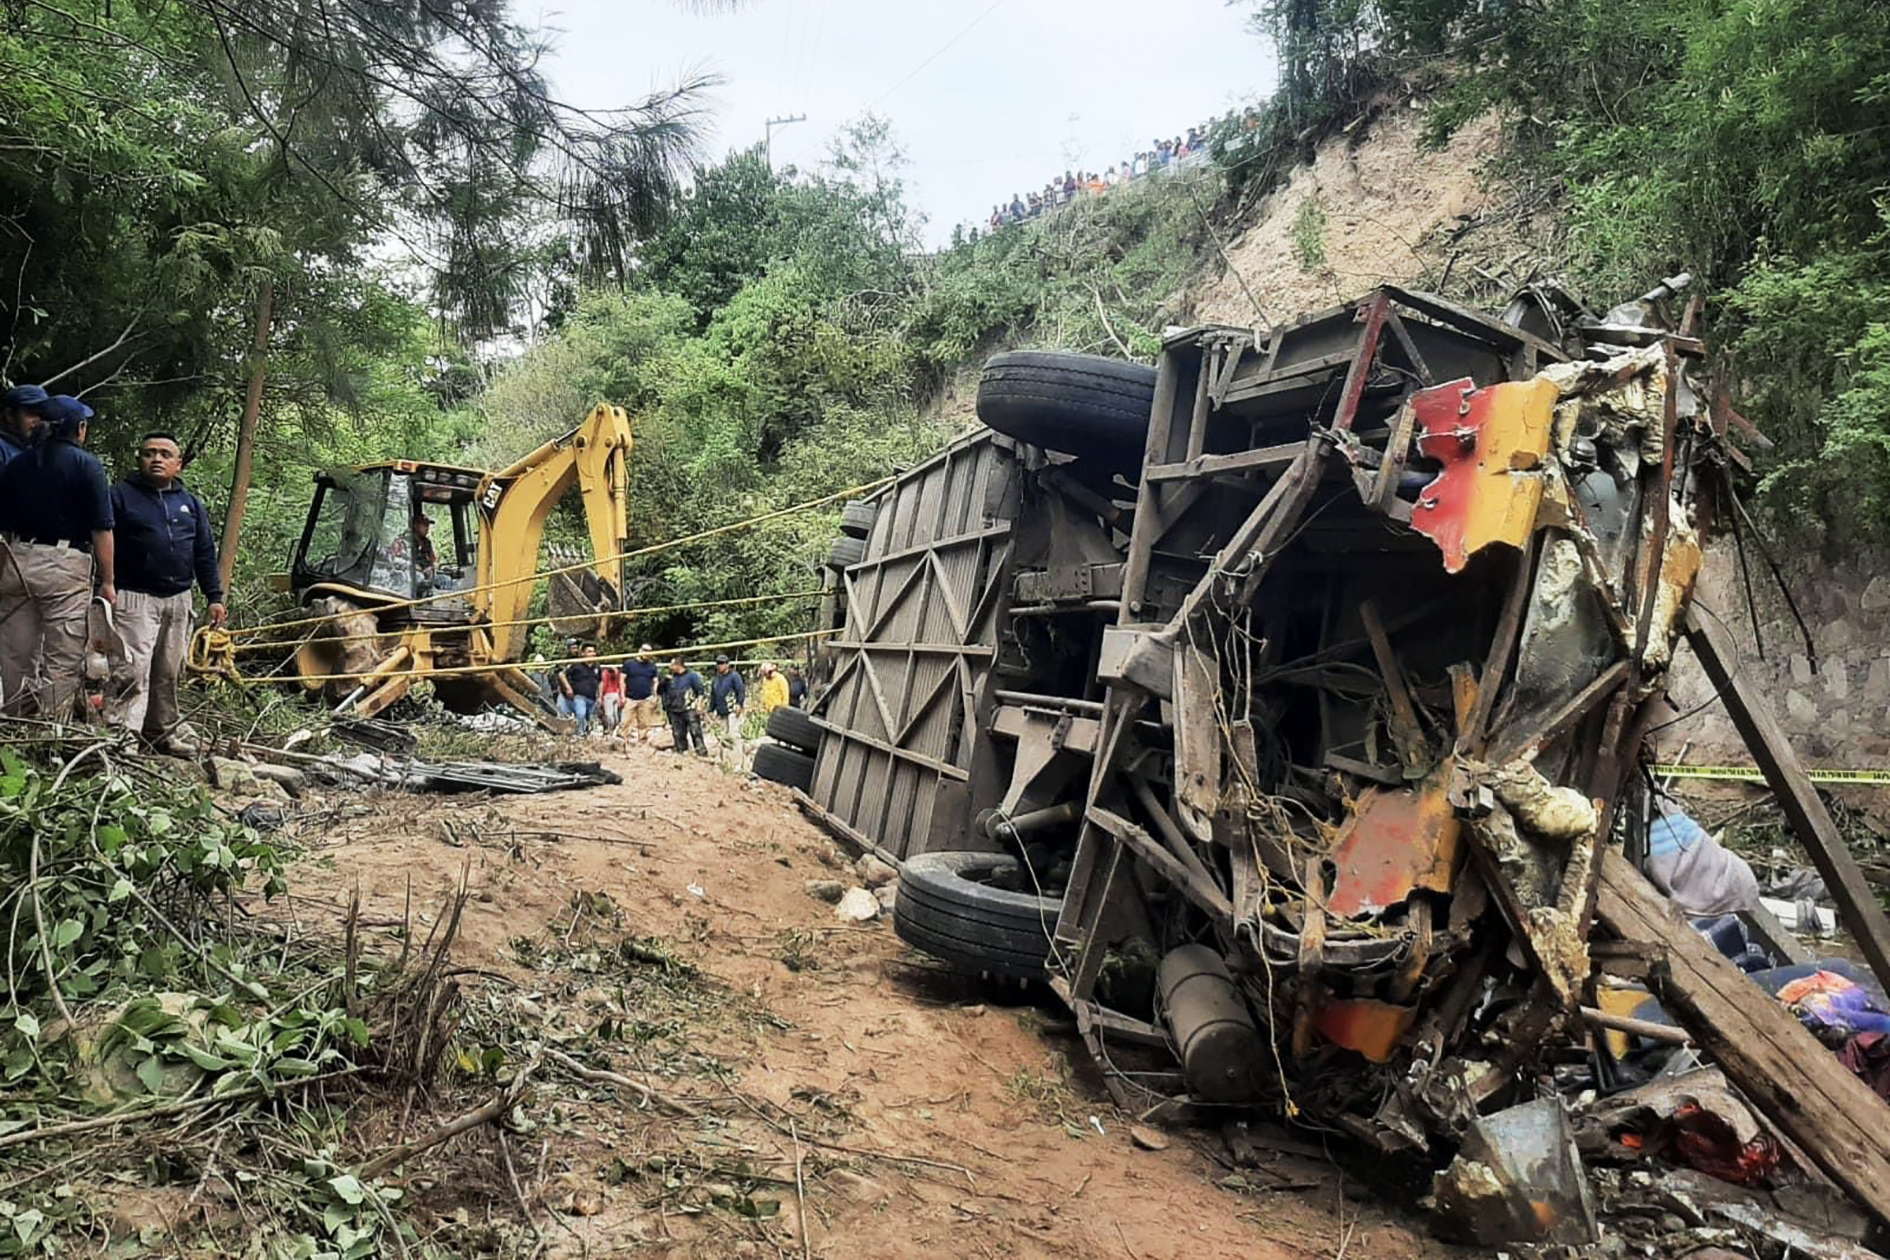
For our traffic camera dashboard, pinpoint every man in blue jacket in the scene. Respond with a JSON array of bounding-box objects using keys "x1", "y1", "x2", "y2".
[
  {"x1": 0, "y1": 395, "x2": 115, "y2": 718},
  {"x1": 106, "y1": 432, "x2": 225, "y2": 752},
  {"x1": 710, "y1": 653, "x2": 747, "y2": 769}
]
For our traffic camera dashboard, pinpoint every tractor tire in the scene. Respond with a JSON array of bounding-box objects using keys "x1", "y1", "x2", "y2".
[
  {"x1": 894, "y1": 851, "x2": 1062, "y2": 982},
  {"x1": 827, "y1": 536, "x2": 866, "y2": 571},
  {"x1": 976, "y1": 351, "x2": 1158, "y2": 458},
  {"x1": 765, "y1": 705, "x2": 823, "y2": 754},
  {"x1": 839, "y1": 499, "x2": 877, "y2": 540},
  {"x1": 752, "y1": 743, "x2": 816, "y2": 793}
]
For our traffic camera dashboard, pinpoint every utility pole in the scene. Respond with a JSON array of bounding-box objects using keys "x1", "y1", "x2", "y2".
[{"x1": 765, "y1": 114, "x2": 806, "y2": 171}]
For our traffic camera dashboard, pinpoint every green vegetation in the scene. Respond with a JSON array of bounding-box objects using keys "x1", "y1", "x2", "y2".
[
  {"x1": 474, "y1": 139, "x2": 1225, "y2": 653},
  {"x1": 1290, "y1": 195, "x2": 1329, "y2": 272},
  {"x1": 1246, "y1": 0, "x2": 1890, "y2": 540}
]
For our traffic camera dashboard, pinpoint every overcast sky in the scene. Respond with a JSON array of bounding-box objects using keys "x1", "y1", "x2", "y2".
[{"x1": 533, "y1": 0, "x2": 1278, "y2": 247}]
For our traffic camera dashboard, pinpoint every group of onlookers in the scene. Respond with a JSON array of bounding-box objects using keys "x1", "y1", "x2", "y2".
[
  {"x1": 984, "y1": 121, "x2": 1225, "y2": 232},
  {"x1": 535, "y1": 641, "x2": 807, "y2": 770},
  {"x1": 0, "y1": 384, "x2": 225, "y2": 753}
]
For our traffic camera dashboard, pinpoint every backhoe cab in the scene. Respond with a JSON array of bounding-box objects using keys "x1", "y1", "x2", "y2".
[{"x1": 283, "y1": 403, "x2": 632, "y2": 726}]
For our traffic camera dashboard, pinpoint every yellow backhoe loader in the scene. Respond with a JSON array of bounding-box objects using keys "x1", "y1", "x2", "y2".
[{"x1": 278, "y1": 403, "x2": 632, "y2": 726}]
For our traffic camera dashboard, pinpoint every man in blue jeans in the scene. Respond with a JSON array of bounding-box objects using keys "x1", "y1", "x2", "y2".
[{"x1": 559, "y1": 644, "x2": 602, "y2": 736}]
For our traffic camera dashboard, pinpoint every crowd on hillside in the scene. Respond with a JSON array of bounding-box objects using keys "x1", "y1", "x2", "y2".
[{"x1": 983, "y1": 110, "x2": 1251, "y2": 233}]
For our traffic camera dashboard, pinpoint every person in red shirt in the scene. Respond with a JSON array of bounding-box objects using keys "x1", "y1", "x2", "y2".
[{"x1": 598, "y1": 658, "x2": 624, "y2": 735}]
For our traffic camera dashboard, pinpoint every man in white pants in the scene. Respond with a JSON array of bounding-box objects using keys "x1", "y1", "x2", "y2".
[
  {"x1": 106, "y1": 433, "x2": 225, "y2": 752},
  {"x1": 709, "y1": 653, "x2": 747, "y2": 770}
]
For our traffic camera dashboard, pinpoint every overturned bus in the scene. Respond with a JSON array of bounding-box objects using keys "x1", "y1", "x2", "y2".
[{"x1": 792, "y1": 281, "x2": 1734, "y2": 1149}]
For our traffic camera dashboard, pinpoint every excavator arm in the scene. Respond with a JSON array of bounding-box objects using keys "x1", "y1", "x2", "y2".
[{"x1": 474, "y1": 403, "x2": 633, "y2": 662}]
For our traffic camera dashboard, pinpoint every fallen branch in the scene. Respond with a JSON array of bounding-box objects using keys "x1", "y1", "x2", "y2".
[
  {"x1": 0, "y1": 1067, "x2": 361, "y2": 1154},
  {"x1": 1090, "y1": 285, "x2": 1134, "y2": 358},
  {"x1": 542, "y1": 1046, "x2": 700, "y2": 1118},
  {"x1": 357, "y1": 1057, "x2": 538, "y2": 1179},
  {"x1": 723, "y1": 1083, "x2": 974, "y2": 1185},
  {"x1": 791, "y1": 1119, "x2": 811, "y2": 1260}
]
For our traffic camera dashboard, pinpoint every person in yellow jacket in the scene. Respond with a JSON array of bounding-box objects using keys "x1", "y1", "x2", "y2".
[{"x1": 757, "y1": 661, "x2": 790, "y2": 712}]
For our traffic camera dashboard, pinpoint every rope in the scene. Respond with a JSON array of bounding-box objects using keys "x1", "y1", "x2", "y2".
[
  {"x1": 223, "y1": 476, "x2": 891, "y2": 641},
  {"x1": 216, "y1": 588, "x2": 826, "y2": 658},
  {"x1": 217, "y1": 630, "x2": 841, "y2": 688}
]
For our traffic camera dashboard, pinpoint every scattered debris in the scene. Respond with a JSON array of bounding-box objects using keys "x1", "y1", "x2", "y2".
[
  {"x1": 1432, "y1": 1098, "x2": 1598, "y2": 1247},
  {"x1": 292, "y1": 749, "x2": 623, "y2": 794},
  {"x1": 856, "y1": 855, "x2": 898, "y2": 888},
  {"x1": 834, "y1": 888, "x2": 880, "y2": 922}
]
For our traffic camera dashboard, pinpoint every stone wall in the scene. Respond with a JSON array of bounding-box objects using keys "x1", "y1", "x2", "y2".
[{"x1": 1663, "y1": 539, "x2": 1890, "y2": 766}]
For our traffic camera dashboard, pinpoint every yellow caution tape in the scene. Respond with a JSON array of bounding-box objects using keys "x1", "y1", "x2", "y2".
[{"x1": 1653, "y1": 764, "x2": 1890, "y2": 786}]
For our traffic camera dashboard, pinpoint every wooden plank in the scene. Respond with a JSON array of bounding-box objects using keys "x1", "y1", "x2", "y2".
[
  {"x1": 1486, "y1": 660, "x2": 1630, "y2": 765},
  {"x1": 1683, "y1": 607, "x2": 1890, "y2": 993},
  {"x1": 1359, "y1": 598, "x2": 1427, "y2": 775},
  {"x1": 1457, "y1": 538, "x2": 1536, "y2": 755},
  {"x1": 1367, "y1": 397, "x2": 1420, "y2": 513},
  {"x1": 1595, "y1": 847, "x2": 1890, "y2": 1225}
]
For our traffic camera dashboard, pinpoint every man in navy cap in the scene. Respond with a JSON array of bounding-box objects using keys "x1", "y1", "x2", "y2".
[
  {"x1": 0, "y1": 394, "x2": 115, "y2": 717},
  {"x1": 709, "y1": 652, "x2": 746, "y2": 769},
  {"x1": 106, "y1": 431, "x2": 225, "y2": 752},
  {"x1": 0, "y1": 384, "x2": 51, "y2": 469}
]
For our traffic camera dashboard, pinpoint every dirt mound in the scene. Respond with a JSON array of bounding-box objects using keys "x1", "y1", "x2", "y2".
[
  {"x1": 1190, "y1": 99, "x2": 1527, "y2": 328},
  {"x1": 284, "y1": 743, "x2": 1459, "y2": 1258}
]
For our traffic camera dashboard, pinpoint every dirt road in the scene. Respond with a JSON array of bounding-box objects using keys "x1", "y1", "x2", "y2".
[{"x1": 291, "y1": 743, "x2": 1460, "y2": 1258}]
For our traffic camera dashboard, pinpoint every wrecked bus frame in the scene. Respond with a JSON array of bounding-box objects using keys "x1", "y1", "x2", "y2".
[{"x1": 799, "y1": 282, "x2": 1743, "y2": 1154}]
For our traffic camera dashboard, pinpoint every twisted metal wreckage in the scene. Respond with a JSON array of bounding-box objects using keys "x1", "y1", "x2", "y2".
[{"x1": 790, "y1": 279, "x2": 1890, "y2": 1239}]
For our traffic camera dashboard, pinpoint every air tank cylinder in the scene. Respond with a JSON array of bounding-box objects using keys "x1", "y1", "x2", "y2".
[{"x1": 1156, "y1": 944, "x2": 1268, "y2": 1104}]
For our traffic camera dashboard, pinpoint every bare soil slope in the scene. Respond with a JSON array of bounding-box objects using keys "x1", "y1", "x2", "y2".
[
  {"x1": 1190, "y1": 99, "x2": 1533, "y2": 328},
  {"x1": 287, "y1": 744, "x2": 1459, "y2": 1259}
]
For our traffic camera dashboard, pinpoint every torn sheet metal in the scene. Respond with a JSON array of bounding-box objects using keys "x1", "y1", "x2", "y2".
[
  {"x1": 1411, "y1": 376, "x2": 1560, "y2": 573},
  {"x1": 1314, "y1": 998, "x2": 1419, "y2": 1063},
  {"x1": 1326, "y1": 766, "x2": 1462, "y2": 918},
  {"x1": 1433, "y1": 1097, "x2": 1599, "y2": 1246},
  {"x1": 310, "y1": 751, "x2": 623, "y2": 794}
]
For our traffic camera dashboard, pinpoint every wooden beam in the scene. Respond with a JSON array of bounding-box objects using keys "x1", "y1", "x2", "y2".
[
  {"x1": 1486, "y1": 659, "x2": 1630, "y2": 765},
  {"x1": 1359, "y1": 598, "x2": 1428, "y2": 775},
  {"x1": 1683, "y1": 607, "x2": 1890, "y2": 993},
  {"x1": 1595, "y1": 847, "x2": 1890, "y2": 1227}
]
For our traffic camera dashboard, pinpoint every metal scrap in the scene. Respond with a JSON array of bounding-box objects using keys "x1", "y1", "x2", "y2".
[{"x1": 307, "y1": 751, "x2": 622, "y2": 794}]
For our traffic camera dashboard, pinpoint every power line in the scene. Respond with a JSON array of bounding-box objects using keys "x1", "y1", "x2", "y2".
[
  {"x1": 867, "y1": 0, "x2": 1008, "y2": 109},
  {"x1": 781, "y1": 0, "x2": 1009, "y2": 168}
]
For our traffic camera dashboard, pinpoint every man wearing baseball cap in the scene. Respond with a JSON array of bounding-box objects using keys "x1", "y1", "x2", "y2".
[
  {"x1": 709, "y1": 653, "x2": 747, "y2": 769},
  {"x1": 0, "y1": 393, "x2": 115, "y2": 717},
  {"x1": 0, "y1": 384, "x2": 51, "y2": 469}
]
